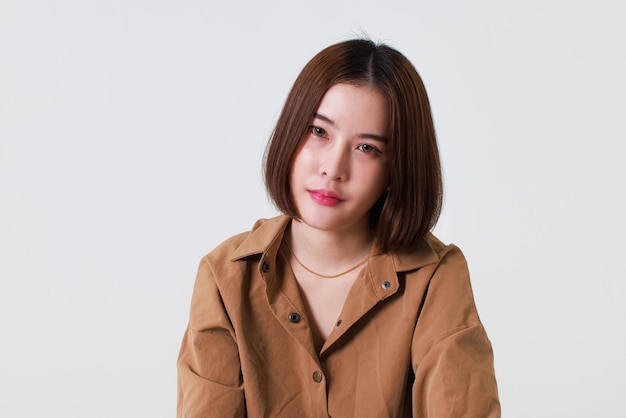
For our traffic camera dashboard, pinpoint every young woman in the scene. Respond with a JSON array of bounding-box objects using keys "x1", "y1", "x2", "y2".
[{"x1": 177, "y1": 39, "x2": 500, "y2": 417}]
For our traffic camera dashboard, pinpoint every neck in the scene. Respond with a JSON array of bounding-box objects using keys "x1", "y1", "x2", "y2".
[{"x1": 287, "y1": 219, "x2": 374, "y2": 276}]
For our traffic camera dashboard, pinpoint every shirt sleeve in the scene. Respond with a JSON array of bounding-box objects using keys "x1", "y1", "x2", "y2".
[
  {"x1": 411, "y1": 245, "x2": 500, "y2": 417},
  {"x1": 177, "y1": 258, "x2": 245, "y2": 418}
]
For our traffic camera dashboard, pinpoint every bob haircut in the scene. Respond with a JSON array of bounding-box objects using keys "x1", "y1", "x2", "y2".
[{"x1": 264, "y1": 39, "x2": 442, "y2": 254}]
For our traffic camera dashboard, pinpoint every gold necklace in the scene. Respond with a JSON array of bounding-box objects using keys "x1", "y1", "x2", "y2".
[{"x1": 284, "y1": 240, "x2": 369, "y2": 279}]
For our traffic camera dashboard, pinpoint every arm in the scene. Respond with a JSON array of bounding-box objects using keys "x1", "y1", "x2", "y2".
[
  {"x1": 411, "y1": 246, "x2": 500, "y2": 417},
  {"x1": 177, "y1": 258, "x2": 245, "y2": 418}
]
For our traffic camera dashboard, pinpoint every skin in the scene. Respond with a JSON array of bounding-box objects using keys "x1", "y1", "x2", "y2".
[{"x1": 287, "y1": 82, "x2": 390, "y2": 351}]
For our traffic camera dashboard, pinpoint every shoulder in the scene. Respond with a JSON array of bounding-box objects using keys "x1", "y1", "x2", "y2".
[
  {"x1": 410, "y1": 236, "x2": 487, "y2": 353},
  {"x1": 422, "y1": 232, "x2": 470, "y2": 273},
  {"x1": 420, "y1": 233, "x2": 471, "y2": 285},
  {"x1": 391, "y1": 232, "x2": 467, "y2": 273},
  {"x1": 423, "y1": 232, "x2": 462, "y2": 259},
  {"x1": 398, "y1": 233, "x2": 477, "y2": 322}
]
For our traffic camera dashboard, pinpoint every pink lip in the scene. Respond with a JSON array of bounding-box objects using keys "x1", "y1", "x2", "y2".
[{"x1": 308, "y1": 189, "x2": 344, "y2": 206}]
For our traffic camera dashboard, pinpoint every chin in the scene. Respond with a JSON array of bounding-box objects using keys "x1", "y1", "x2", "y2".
[{"x1": 297, "y1": 209, "x2": 368, "y2": 234}]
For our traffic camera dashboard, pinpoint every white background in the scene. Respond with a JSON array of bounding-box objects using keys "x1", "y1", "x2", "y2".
[{"x1": 1, "y1": 0, "x2": 625, "y2": 416}]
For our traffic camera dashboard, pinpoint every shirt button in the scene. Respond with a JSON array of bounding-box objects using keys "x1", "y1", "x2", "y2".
[
  {"x1": 312, "y1": 371, "x2": 323, "y2": 383},
  {"x1": 288, "y1": 313, "x2": 300, "y2": 323},
  {"x1": 261, "y1": 262, "x2": 270, "y2": 272},
  {"x1": 336, "y1": 319, "x2": 342, "y2": 327},
  {"x1": 381, "y1": 281, "x2": 391, "y2": 289}
]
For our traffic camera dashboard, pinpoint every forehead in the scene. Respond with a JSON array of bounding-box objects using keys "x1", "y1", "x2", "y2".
[{"x1": 315, "y1": 83, "x2": 389, "y2": 134}]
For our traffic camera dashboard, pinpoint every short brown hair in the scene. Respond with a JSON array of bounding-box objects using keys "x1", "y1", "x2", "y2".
[{"x1": 264, "y1": 39, "x2": 442, "y2": 253}]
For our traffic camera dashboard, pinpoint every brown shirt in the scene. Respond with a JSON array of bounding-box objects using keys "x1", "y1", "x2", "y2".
[{"x1": 177, "y1": 216, "x2": 500, "y2": 417}]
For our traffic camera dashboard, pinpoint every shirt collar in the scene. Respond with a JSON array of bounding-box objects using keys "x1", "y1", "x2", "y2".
[
  {"x1": 230, "y1": 215, "x2": 441, "y2": 272},
  {"x1": 230, "y1": 215, "x2": 291, "y2": 261}
]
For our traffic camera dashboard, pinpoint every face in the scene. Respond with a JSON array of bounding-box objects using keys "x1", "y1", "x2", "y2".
[{"x1": 289, "y1": 83, "x2": 390, "y2": 236}]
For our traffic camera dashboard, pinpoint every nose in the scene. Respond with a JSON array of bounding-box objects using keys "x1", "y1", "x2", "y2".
[{"x1": 320, "y1": 142, "x2": 350, "y2": 181}]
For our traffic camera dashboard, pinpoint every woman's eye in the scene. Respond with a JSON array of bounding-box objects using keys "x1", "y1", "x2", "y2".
[
  {"x1": 357, "y1": 143, "x2": 381, "y2": 154},
  {"x1": 309, "y1": 126, "x2": 327, "y2": 137}
]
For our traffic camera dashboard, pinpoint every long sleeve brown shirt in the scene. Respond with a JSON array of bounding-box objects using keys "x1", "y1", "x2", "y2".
[{"x1": 177, "y1": 215, "x2": 500, "y2": 417}]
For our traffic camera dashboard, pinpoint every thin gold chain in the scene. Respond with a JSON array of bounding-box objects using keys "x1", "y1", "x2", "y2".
[{"x1": 284, "y1": 240, "x2": 369, "y2": 279}]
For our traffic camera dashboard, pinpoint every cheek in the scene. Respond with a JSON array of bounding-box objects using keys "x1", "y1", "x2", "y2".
[
  {"x1": 372, "y1": 170, "x2": 390, "y2": 199},
  {"x1": 291, "y1": 147, "x2": 316, "y2": 176},
  {"x1": 360, "y1": 160, "x2": 389, "y2": 186}
]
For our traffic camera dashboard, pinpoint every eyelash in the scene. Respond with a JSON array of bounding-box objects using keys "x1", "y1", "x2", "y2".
[{"x1": 308, "y1": 125, "x2": 382, "y2": 155}]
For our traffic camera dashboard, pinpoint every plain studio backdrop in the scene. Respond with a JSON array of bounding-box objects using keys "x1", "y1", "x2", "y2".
[{"x1": 1, "y1": 0, "x2": 624, "y2": 416}]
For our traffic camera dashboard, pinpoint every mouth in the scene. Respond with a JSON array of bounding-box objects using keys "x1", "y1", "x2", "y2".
[{"x1": 307, "y1": 189, "x2": 344, "y2": 206}]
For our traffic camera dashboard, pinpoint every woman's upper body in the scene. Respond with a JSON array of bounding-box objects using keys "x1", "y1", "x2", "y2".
[
  {"x1": 178, "y1": 38, "x2": 500, "y2": 417},
  {"x1": 177, "y1": 215, "x2": 500, "y2": 417}
]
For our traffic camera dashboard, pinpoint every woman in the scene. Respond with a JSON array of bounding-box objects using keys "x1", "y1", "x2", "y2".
[{"x1": 177, "y1": 39, "x2": 500, "y2": 417}]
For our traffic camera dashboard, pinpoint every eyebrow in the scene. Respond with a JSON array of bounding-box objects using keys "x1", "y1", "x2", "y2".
[{"x1": 313, "y1": 112, "x2": 389, "y2": 143}]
